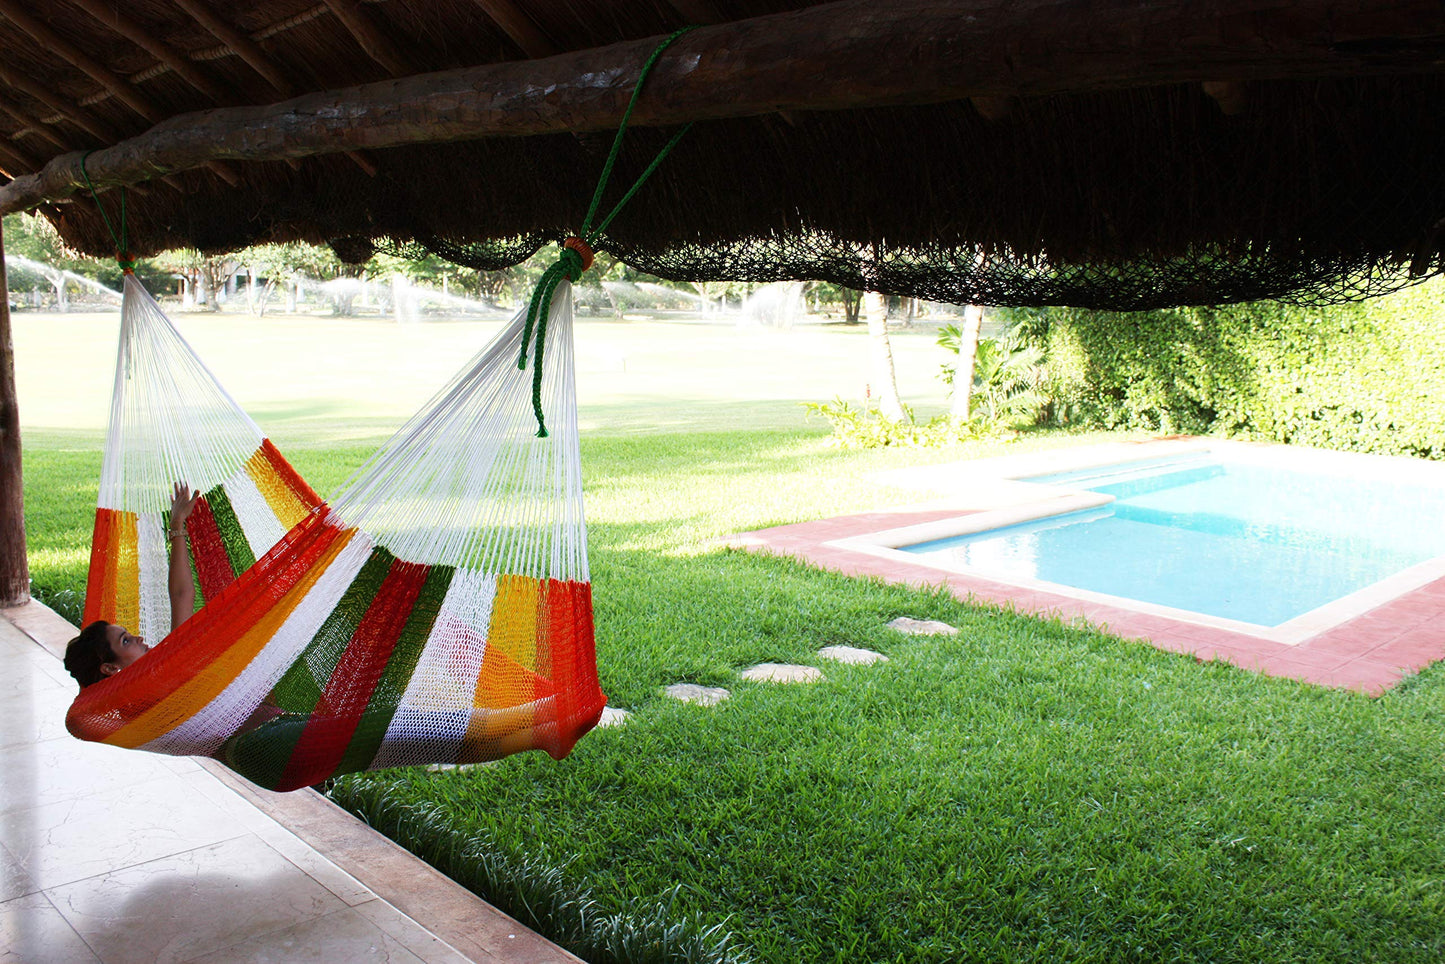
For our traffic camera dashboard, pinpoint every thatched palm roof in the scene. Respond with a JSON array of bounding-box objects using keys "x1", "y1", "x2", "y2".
[{"x1": 0, "y1": 0, "x2": 1443, "y2": 307}]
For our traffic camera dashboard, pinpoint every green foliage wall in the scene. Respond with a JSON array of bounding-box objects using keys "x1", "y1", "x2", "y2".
[{"x1": 1022, "y1": 278, "x2": 1445, "y2": 459}]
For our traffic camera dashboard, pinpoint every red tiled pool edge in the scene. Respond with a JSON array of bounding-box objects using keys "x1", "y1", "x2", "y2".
[{"x1": 730, "y1": 510, "x2": 1445, "y2": 695}]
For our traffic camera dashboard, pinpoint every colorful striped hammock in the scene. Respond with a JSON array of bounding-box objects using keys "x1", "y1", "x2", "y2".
[{"x1": 67, "y1": 276, "x2": 605, "y2": 791}]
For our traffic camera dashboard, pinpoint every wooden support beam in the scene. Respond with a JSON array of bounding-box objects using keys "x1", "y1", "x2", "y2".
[
  {"x1": 0, "y1": 0, "x2": 162, "y2": 123},
  {"x1": 70, "y1": 0, "x2": 231, "y2": 103},
  {"x1": 0, "y1": 221, "x2": 29, "y2": 606},
  {"x1": 321, "y1": 0, "x2": 412, "y2": 77},
  {"x1": 172, "y1": 0, "x2": 294, "y2": 97},
  {"x1": 469, "y1": 0, "x2": 557, "y2": 58},
  {"x1": 4, "y1": 0, "x2": 1445, "y2": 215}
]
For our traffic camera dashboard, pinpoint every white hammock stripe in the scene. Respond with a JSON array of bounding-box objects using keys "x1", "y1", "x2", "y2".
[
  {"x1": 369, "y1": 569, "x2": 497, "y2": 769},
  {"x1": 224, "y1": 466, "x2": 289, "y2": 561},
  {"x1": 103, "y1": 275, "x2": 264, "y2": 515},
  {"x1": 136, "y1": 513, "x2": 169, "y2": 643}
]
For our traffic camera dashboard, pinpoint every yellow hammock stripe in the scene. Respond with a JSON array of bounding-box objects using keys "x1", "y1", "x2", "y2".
[
  {"x1": 461, "y1": 575, "x2": 540, "y2": 753},
  {"x1": 104, "y1": 527, "x2": 357, "y2": 749},
  {"x1": 246, "y1": 444, "x2": 312, "y2": 529},
  {"x1": 111, "y1": 512, "x2": 140, "y2": 634}
]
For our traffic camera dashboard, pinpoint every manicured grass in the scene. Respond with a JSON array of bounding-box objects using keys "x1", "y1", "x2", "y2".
[
  {"x1": 327, "y1": 430, "x2": 1445, "y2": 964},
  {"x1": 22, "y1": 308, "x2": 1445, "y2": 963}
]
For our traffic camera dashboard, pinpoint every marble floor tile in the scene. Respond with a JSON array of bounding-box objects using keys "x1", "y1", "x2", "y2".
[
  {"x1": 0, "y1": 891, "x2": 102, "y2": 964},
  {"x1": 47, "y1": 834, "x2": 348, "y2": 964},
  {"x1": 250, "y1": 821, "x2": 375, "y2": 908},
  {"x1": 352, "y1": 899, "x2": 473, "y2": 964},
  {"x1": 0, "y1": 686, "x2": 72, "y2": 749},
  {"x1": 187, "y1": 905, "x2": 433, "y2": 964},
  {"x1": 0, "y1": 841, "x2": 36, "y2": 902},
  {"x1": 1, "y1": 773, "x2": 252, "y2": 889},
  {"x1": 0, "y1": 734, "x2": 179, "y2": 815}
]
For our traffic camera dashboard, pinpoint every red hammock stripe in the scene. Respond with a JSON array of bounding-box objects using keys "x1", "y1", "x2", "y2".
[
  {"x1": 539, "y1": 579, "x2": 603, "y2": 760},
  {"x1": 186, "y1": 497, "x2": 236, "y2": 601},
  {"x1": 277, "y1": 558, "x2": 432, "y2": 790},
  {"x1": 82, "y1": 508, "x2": 119, "y2": 627}
]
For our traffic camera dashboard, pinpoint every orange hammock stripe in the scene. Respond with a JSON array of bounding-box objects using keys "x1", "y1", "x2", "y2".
[
  {"x1": 538, "y1": 579, "x2": 602, "y2": 759},
  {"x1": 82, "y1": 507, "x2": 120, "y2": 627},
  {"x1": 68, "y1": 514, "x2": 351, "y2": 746}
]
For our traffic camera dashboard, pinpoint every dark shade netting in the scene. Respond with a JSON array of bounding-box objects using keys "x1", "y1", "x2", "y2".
[{"x1": 53, "y1": 76, "x2": 1445, "y2": 309}]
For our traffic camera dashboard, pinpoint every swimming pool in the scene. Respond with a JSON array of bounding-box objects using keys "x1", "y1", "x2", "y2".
[{"x1": 900, "y1": 453, "x2": 1445, "y2": 627}]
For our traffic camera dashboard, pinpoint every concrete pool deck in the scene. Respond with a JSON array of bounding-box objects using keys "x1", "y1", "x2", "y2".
[{"x1": 729, "y1": 438, "x2": 1445, "y2": 695}]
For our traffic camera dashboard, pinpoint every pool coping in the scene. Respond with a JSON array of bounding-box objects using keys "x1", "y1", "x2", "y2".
[{"x1": 728, "y1": 438, "x2": 1445, "y2": 695}]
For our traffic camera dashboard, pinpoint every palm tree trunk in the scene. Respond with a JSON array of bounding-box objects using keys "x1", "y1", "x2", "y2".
[
  {"x1": 864, "y1": 290, "x2": 905, "y2": 420},
  {"x1": 950, "y1": 304, "x2": 984, "y2": 418}
]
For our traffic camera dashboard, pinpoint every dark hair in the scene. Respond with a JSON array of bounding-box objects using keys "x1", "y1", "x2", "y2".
[{"x1": 63, "y1": 621, "x2": 115, "y2": 689}]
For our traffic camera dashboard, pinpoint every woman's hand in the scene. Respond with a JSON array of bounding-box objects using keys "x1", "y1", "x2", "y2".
[{"x1": 170, "y1": 482, "x2": 200, "y2": 535}]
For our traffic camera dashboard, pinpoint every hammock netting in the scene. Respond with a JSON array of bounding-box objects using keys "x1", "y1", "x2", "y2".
[{"x1": 68, "y1": 277, "x2": 605, "y2": 792}]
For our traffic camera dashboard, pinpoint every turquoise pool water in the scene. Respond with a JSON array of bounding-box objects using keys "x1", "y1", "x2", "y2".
[{"x1": 902, "y1": 455, "x2": 1445, "y2": 626}]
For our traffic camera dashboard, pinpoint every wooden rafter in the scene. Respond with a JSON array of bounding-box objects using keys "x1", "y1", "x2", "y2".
[
  {"x1": 0, "y1": 92, "x2": 70, "y2": 151},
  {"x1": 321, "y1": 0, "x2": 411, "y2": 77},
  {"x1": 69, "y1": 0, "x2": 230, "y2": 103},
  {"x1": 3, "y1": 0, "x2": 1444, "y2": 215},
  {"x1": 0, "y1": 61, "x2": 120, "y2": 143},
  {"x1": 469, "y1": 0, "x2": 557, "y2": 58},
  {"x1": 172, "y1": 0, "x2": 293, "y2": 97},
  {"x1": 0, "y1": 138, "x2": 37, "y2": 176},
  {"x1": 0, "y1": 0, "x2": 162, "y2": 123}
]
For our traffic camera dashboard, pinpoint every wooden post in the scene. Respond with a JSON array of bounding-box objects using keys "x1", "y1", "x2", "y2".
[{"x1": 0, "y1": 220, "x2": 30, "y2": 606}]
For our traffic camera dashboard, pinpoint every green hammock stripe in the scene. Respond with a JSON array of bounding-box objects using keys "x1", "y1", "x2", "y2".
[
  {"x1": 205, "y1": 486, "x2": 256, "y2": 581},
  {"x1": 270, "y1": 545, "x2": 396, "y2": 714},
  {"x1": 222, "y1": 713, "x2": 307, "y2": 792},
  {"x1": 251, "y1": 545, "x2": 396, "y2": 786},
  {"x1": 335, "y1": 564, "x2": 456, "y2": 775}
]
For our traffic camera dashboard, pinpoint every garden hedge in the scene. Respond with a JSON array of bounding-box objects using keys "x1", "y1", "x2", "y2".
[{"x1": 1020, "y1": 278, "x2": 1445, "y2": 459}]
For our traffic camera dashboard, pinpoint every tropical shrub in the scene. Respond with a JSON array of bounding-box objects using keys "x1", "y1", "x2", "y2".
[{"x1": 1012, "y1": 279, "x2": 1445, "y2": 458}]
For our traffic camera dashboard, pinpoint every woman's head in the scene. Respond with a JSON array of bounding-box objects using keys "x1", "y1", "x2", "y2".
[{"x1": 63, "y1": 621, "x2": 149, "y2": 688}]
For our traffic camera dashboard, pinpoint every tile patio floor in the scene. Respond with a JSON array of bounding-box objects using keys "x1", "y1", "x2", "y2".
[{"x1": 0, "y1": 601, "x2": 580, "y2": 964}]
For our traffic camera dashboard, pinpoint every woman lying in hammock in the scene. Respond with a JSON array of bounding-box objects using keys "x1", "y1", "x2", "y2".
[{"x1": 63, "y1": 482, "x2": 200, "y2": 687}]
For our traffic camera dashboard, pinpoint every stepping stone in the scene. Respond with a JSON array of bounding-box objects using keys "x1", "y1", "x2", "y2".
[
  {"x1": 665, "y1": 683, "x2": 730, "y2": 706},
  {"x1": 818, "y1": 645, "x2": 889, "y2": 665},
  {"x1": 739, "y1": 663, "x2": 823, "y2": 683},
  {"x1": 887, "y1": 616, "x2": 958, "y2": 636},
  {"x1": 425, "y1": 762, "x2": 492, "y2": 773},
  {"x1": 597, "y1": 706, "x2": 632, "y2": 727}
]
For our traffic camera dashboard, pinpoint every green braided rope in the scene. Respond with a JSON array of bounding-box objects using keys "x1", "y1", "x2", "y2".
[
  {"x1": 580, "y1": 25, "x2": 696, "y2": 240},
  {"x1": 78, "y1": 152, "x2": 136, "y2": 271},
  {"x1": 517, "y1": 25, "x2": 698, "y2": 437}
]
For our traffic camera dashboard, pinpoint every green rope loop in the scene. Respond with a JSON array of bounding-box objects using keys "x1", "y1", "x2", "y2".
[
  {"x1": 580, "y1": 25, "x2": 696, "y2": 242},
  {"x1": 516, "y1": 25, "x2": 698, "y2": 437},
  {"x1": 517, "y1": 249, "x2": 584, "y2": 437},
  {"x1": 78, "y1": 152, "x2": 133, "y2": 270}
]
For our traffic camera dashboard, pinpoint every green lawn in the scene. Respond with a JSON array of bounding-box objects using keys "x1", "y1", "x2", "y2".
[{"x1": 20, "y1": 306, "x2": 1445, "y2": 963}]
